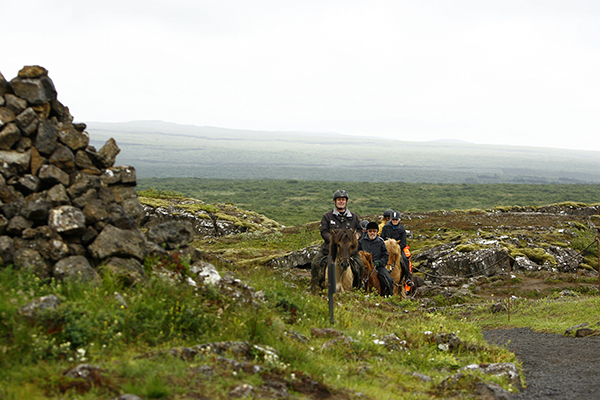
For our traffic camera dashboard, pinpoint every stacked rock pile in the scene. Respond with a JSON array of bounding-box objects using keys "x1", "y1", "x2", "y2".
[{"x1": 0, "y1": 65, "x2": 149, "y2": 282}]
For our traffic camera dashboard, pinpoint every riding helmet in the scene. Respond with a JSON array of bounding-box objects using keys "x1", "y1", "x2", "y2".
[
  {"x1": 333, "y1": 189, "x2": 349, "y2": 200},
  {"x1": 383, "y1": 208, "x2": 394, "y2": 218}
]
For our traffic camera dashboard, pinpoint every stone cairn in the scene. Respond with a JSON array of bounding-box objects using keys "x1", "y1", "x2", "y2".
[{"x1": 0, "y1": 65, "x2": 152, "y2": 283}]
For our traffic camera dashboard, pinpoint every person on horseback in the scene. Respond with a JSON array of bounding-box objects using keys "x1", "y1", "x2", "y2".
[
  {"x1": 360, "y1": 220, "x2": 369, "y2": 240},
  {"x1": 379, "y1": 208, "x2": 394, "y2": 234},
  {"x1": 359, "y1": 221, "x2": 394, "y2": 296},
  {"x1": 311, "y1": 189, "x2": 364, "y2": 291},
  {"x1": 381, "y1": 211, "x2": 413, "y2": 286}
]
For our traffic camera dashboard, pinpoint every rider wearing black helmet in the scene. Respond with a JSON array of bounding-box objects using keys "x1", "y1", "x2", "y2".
[
  {"x1": 359, "y1": 221, "x2": 394, "y2": 296},
  {"x1": 310, "y1": 190, "x2": 364, "y2": 291},
  {"x1": 379, "y1": 208, "x2": 394, "y2": 234},
  {"x1": 381, "y1": 210, "x2": 413, "y2": 286}
]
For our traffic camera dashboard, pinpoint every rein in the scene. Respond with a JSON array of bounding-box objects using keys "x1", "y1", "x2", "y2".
[
  {"x1": 362, "y1": 264, "x2": 377, "y2": 286},
  {"x1": 386, "y1": 263, "x2": 404, "y2": 288}
]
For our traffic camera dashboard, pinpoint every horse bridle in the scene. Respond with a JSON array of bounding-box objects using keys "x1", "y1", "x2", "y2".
[{"x1": 362, "y1": 264, "x2": 378, "y2": 286}]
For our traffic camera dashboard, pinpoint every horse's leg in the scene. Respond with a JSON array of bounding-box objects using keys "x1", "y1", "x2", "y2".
[{"x1": 343, "y1": 266, "x2": 354, "y2": 291}]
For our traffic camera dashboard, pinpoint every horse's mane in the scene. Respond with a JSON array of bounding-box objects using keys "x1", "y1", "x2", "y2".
[
  {"x1": 384, "y1": 238, "x2": 401, "y2": 266},
  {"x1": 330, "y1": 228, "x2": 358, "y2": 254},
  {"x1": 330, "y1": 228, "x2": 357, "y2": 242}
]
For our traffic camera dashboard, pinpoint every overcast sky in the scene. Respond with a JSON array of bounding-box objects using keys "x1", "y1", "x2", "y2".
[{"x1": 3, "y1": 0, "x2": 600, "y2": 151}]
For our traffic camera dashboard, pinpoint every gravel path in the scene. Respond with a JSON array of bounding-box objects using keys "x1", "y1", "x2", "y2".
[{"x1": 483, "y1": 328, "x2": 600, "y2": 399}]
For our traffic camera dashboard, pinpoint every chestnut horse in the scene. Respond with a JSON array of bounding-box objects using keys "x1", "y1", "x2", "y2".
[
  {"x1": 384, "y1": 239, "x2": 406, "y2": 297},
  {"x1": 325, "y1": 228, "x2": 358, "y2": 293},
  {"x1": 359, "y1": 250, "x2": 381, "y2": 295}
]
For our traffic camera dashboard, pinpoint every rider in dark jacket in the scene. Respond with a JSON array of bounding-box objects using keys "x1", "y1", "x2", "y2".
[
  {"x1": 359, "y1": 221, "x2": 394, "y2": 296},
  {"x1": 311, "y1": 190, "x2": 363, "y2": 290},
  {"x1": 381, "y1": 211, "x2": 413, "y2": 285}
]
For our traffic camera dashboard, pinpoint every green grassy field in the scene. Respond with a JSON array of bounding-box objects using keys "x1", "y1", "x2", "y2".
[{"x1": 137, "y1": 178, "x2": 600, "y2": 226}]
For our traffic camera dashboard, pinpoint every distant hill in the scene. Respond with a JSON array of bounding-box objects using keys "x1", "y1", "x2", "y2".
[{"x1": 86, "y1": 121, "x2": 600, "y2": 184}]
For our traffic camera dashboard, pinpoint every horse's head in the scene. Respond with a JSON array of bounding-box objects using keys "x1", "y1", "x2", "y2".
[{"x1": 330, "y1": 228, "x2": 358, "y2": 270}]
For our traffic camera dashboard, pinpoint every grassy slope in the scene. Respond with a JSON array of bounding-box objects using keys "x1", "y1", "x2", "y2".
[{"x1": 2, "y1": 196, "x2": 599, "y2": 398}]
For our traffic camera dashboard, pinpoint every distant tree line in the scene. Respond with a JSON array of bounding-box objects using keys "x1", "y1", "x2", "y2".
[{"x1": 137, "y1": 178, "x2": 600, "y2": 227}]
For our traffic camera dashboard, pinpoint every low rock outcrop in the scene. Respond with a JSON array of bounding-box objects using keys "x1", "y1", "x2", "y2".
[
  {"x1": 139, "y1": 195, "x2": 281, "y2": 238},
  {"x1": 0, "y1": 66, "x2": 147, "y2": 278}
]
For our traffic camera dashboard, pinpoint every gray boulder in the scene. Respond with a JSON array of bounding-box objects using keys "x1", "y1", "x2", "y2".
[
  {"x1": 82, "y1": 199, "x2": 110, "y2": 224},
  {"x1": 17, "y1": 174, "x2": 41, "y2": 194},
  {"x1": 15, "y1": 107, "x2": 39, "y2": 135},
  {"x1": 97, "y1": 138, "x2": 120, "y2": 168},
  {"x1": 19, "y1": 294, "x2": 61, "y2": 318},
  {"x1": 35, "y1": 120, "x2": 58, "y2": 155},
  {"x1": 15, "y1": 249, "x2": 50, "y2": 278},
  {"x1": 20, "y1": 196, "x2": 51, "y2": 221},
  {"x1": 53, "y1": 255, "x2": 100, "y2": 283},
  {"x1": 100, "y1": 257, "x2": 147, "y2": 285},
  {"x1": 57, "y1": 122, "x2": 89, "y2": 151},
  {"x1": 266, "y1": 245, "x2": 320, "y2": 269},
  {"x1": 46, "y1": 184, "x2": 70, "y2": 206},
  {"x1": 48, "y1": 144, "x2": 75, "y2": 173},
  {"x1": 459, "y1": 362, "x2": 521, "y2": 389},
  {"x1": 0, "y1": 235, "x2": 14, "y2": 264},
  {"x1": 146, "y1": 221, "x2": 195, "y2": 250},
  {"x1": 37, "y1": 237, "x2": 69, "y2": 261},
  {"x1": 88, "y1": 224, "x2": 147, "y2": 261},
  {"x1": 5, "y1": 94, "x2": 27, "y2": 114},
  {"x1": 38, "y1": 164, "x2": 70, "y2": 186},
  {"x1": 190, "y1": 260, "x2": 222, "y2": 285},
  {"x1": 48, "y1": 205, "x2": 86, "y2": 234},
  {"x1": 0, "y1": 122, "x2": 20, "y2": 150},
  {"x1": 10, "y1": 72, "x2": 57, "y2": 105},
  {"x1": 0, "y1": 149, "x2": 31, "y2": 174}
]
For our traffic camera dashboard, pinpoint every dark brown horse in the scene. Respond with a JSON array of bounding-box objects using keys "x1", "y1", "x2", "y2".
[
  {"x1": 359, "y1": 250, "x2": 381, "y2": 295},
  {"x1": 325, "y1": 228, "x2": 358, "y2": 293}
]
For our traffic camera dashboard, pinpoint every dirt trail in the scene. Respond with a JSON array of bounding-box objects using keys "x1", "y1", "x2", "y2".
[{"x1": 484, "y1": 328, "x2": 600, "y2": 399}]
